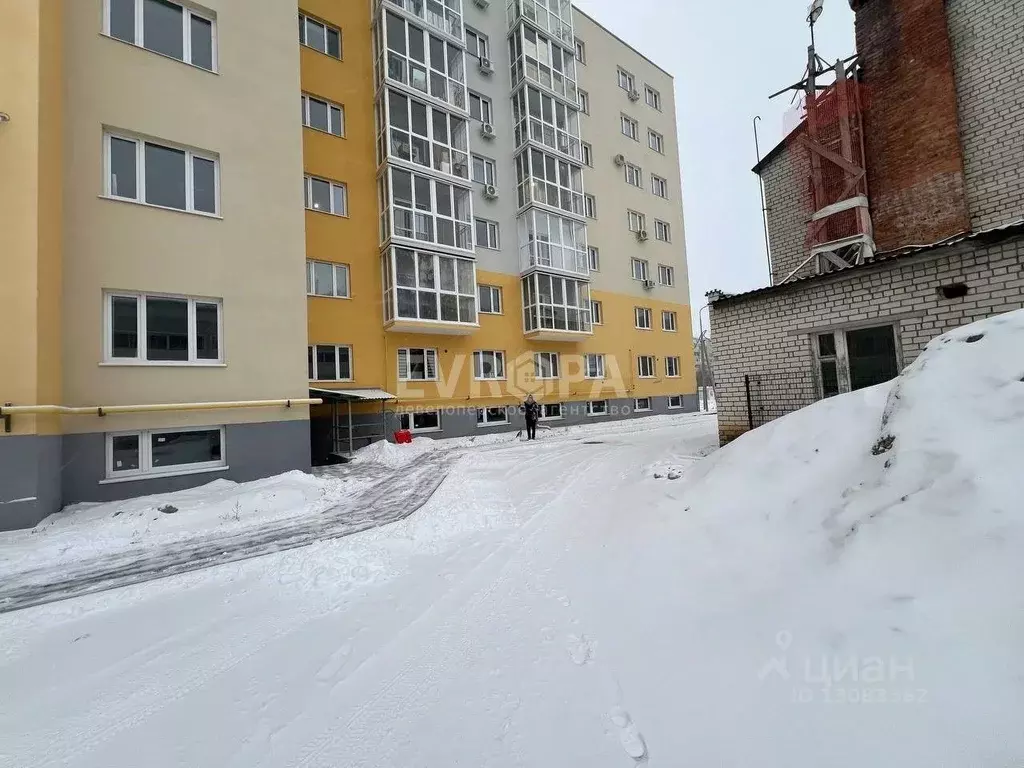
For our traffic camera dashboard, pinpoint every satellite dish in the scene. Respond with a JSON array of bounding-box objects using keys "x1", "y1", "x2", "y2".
[{"x1": 807, "y1": 0, "x2": 824, "y2": 23}]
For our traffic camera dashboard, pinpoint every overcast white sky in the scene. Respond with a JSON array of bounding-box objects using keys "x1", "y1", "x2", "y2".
[{"x1": 573, "y1": 0, "x2": 855, "y2": 333}]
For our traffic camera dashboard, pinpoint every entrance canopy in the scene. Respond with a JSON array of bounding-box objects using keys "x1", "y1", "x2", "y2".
[
  {"x1": 310, "y1": 389, "x2": 397, "y2": 461},
  {"x1": 310, "y1": 388, "x2": 396, "y2": 402}
]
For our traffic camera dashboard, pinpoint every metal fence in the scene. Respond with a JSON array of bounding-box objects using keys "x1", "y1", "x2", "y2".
[{"x1": 743, "y1": 371, "x2": 821, "y2": 430}]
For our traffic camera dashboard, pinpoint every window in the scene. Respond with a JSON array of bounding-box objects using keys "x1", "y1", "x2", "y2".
[
  {"x1": 588, "y1": 246, "x2": 600, "y2": 272},
  {"x1": 308, "y1": 345, "x2": 353, "y2": 381},
  {"x1": 398, "y1": 348, "x2": 439, "y2": 381},
  {"x1": 385, "y1": 248, "x2": 477, "y2": 324},
  {"x1": 472, "y1": 154, "x2": 496, "y2": 186},
  {"x1": 634, "y1": 397, "x2": 652, "y2": 412},
  {"x1": 469, "y1": 91, "x2": 493, "y2": 123},
  {"x1": 584, "y1": 194, "x2": 597, "y2": 219},
  {"x1": 479, "y1": 284, "x2": 503, "y2": 314},
  {"x1": 637, "y1": 355, "x2": 655, "y2": 378},
  {"x1": 381, "y1": 12, "x2": 466, "y2": 110},
  {"x1": 508, "y1": 0, "x2": 573, "y2": 43},
  {"x1": 655, "y1": 219, "x2": 671, "y2": 242},
  {"x1": 625, "y1": 163, "x2": 643, "y2": 188},
  {"x1": 509, "y1": 24, "x2": 577, "y2": 101},
  {"x1": 381, "y1": 167, "x2": 472, "y2": 250},
  {"x1": 617, "y1": 67, "x2": 635, "y2": 92},
  {"x1": 379, "y1": 89, "x2": 469, "y2": 178},
  {"x1": 511, "y1": 84, "x2": 582, "y2": 160},
  {"x1": 540, "y1": 403, "x2": 564, "y2": 420},
  {"x1": 304, "y1": 175, "x2": 347, "y2": 216},
  {"x1": 465, "y1": 27, "x2": 489, "y2": 60},
  {"x1": 105, "y1": 292, "x2": 221, "y2": 364},
  {"x1": 817, "y1": 333, "x2": 840, "y2": 398},
  {"x1": 648, "y1": 129, "x2": 664, "y2": 154},
  {"x1": 399, "y1": 410, "x2": 442, "y2": 432},
  {"x1": 307, "y1": 261, "x2": 350, "y2": 298},
  {"x1": 628, "y1": 210, "x2": 647, "y2": 233},
  {"x1": 518, "y1": 209, "x2": 589, "y2": 275},
  {"x1": 574, "y1": 37, "x2": 586, "y2": 63},
  {"x1": 106, "y1": 426, "x2": 224, "y2": 480},
  {"x1": 587, "y1": 400, "x2": 608, "y2": 416},
  {"x1": 644, "y1": 84, "x2": 661, "y2": 110},
  {"x1": 105, "y1": 132, "x2": 218, "y2": 215},
  {"x1": 813, "y1": 326, "x2": 900, "y2": 398},
  {"x1": 577, "y1": 89, "x2": 590, "y2": 114},
  {"x1": 514, "y1": 147, "x2": 584, "y2": 216},
  {"x1": 621, "y1": 114, "x2": 639, "y2": 141},
  {"x1": 591, "y1": 300, "x2": 603, "y2": 325},
  {"x1": 477, "y1": 407, "x2": 509, "y2": 427},
  {"x1": 668, "y1": 394, "x2": 684, "y2": 409},
  {"x1": 299, "y1": 12, "x2": 341, "y2": 58},
  {"x1": 474, "y1": 350, "x2": 506, "y2": 380},
  {"x1": 582, "y1": 142, "x2": 593, "y2": 167},
  {"x1": 665, "y1": 356, "x2": 681, "y2": 377},
  {"x1": 658, "y1": 264, "x2": 675, "y2": 286},
  {"x1": 105, "y1": 0, "x2": 216, "y2": 71},
  {"x1": 631, "y1": 258, "x2": 650, "y2": 281},
  {"x1": 584, "y1": 353, "x2": 605, "y2": 379},
  {"x1": 388, "y1": 0, "x2": 462, "y2": 38},
  {"x1": 302, "y1": 94, "x2": 345, "y2": 137},
  {"x1": 662, "y1": 310, "x2": 678, "y2": 332},
  {"x1": 534, "y1": 352, "x2": 560, "y2": 379},
  {"x1": 475, "y1": 218, "x2": 500, "y2": 249},
  {"x1": 651, "y1": 174, "x2": 668, "y2": 198},
  {"x1": 635, "y1": 307, "x2": 652, "y2": 329},
  {"x1": 521, "y1": 273, "x2": 592, "y2": 333}
]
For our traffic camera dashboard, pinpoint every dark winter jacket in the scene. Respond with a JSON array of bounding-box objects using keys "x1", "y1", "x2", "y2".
[{"x1": 523, "y1": 401, "x2": 541, "y2": 423}]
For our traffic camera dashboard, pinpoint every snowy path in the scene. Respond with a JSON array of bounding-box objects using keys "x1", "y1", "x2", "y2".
[
  {"x1": 0, "y1": 415, "x2": 716, "y2": 768},
  {"x1": 0, "y1": 452, "x2": 459, "y2": 614}
]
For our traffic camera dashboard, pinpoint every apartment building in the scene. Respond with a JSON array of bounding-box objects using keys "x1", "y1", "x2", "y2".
[{"x1": 0, "y1": 0, "x2": 695, "y2": 530}]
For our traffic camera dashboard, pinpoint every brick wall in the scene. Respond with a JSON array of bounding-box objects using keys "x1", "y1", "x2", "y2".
[
  {"x1": 855, "y1": 0, "x2": 971, "y2": 251},
  {"x1": 761, "y1": 130, "x2": 814, "y2": 285},
  {"x1": 947, "y1": 0, "x2": 1024, "y2": 232},
  {"x1": 709, "y1": 233, "x2": 1024, "y2": 444}
]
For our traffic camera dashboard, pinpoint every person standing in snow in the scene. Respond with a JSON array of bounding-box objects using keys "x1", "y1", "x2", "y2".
[{"x1": 523, "y1": 394, "x2": 541, "y2": 441}]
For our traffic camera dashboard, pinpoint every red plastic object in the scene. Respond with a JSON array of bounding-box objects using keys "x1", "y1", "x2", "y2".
[{"x1": 394, "y1": 429, "x2": 413, "y2": 444}]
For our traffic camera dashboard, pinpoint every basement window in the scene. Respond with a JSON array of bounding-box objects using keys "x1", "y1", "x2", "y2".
[
  {"x1": 398, "y1": 410, "x2": 441, "y2": 433},
  {"x1": 476, "y1": 407, "x2": 509, "y2": 427},
  {"x1": 539, "y1": 403, "x2": 564, "y2": 420},
  {"x1": 106, "y1": 426, "x2": 225, "y2": 481}
]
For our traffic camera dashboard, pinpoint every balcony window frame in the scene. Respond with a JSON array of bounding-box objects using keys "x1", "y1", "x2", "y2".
[
  {"x1": 377, "y1": 88, "x2": 470, "y2": 179},
  {"x1": 511, "y1": 84, "x2": 583, "y2": 161},
  {"x1": 379, "y1": 167, "x2": 474, "y2": 253},
  {"x1": 522, "y1": 273, "x2": 593, "y2": 334},
  {"x1": 384, "y1": 247, "x2": 478, "y2": 325},
  {"x1": 379, "y1": 10, "x2": 467, "y2": 111},
  {"x1": 517, "y1": 208, "x2": 589, "y2": 276}
]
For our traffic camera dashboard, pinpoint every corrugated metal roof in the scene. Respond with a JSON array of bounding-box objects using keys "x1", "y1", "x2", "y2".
[{"x1": 310, "y1": 388, "x2": 397, "y2": 402}]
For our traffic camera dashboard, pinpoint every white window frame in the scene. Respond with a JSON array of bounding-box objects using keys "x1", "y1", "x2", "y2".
[
  {"x1": 386, "y1": 248, "x2": 478, "y2": 325},
  {"x1": 625, "y1": 162, "x2": 643, "y2": 188},
  {"x1": 662, "y1": 310, "x2": 678, "y2": 332},
  {"x1": 534, "y1": 351, "x2": 560, "y2": 380},
  {"x1": 581, "y1": 141, "x2": 593, "y2": 167},
  {"x1": 398, "y1": 347, "x2": 439, "y2": 381},
  {"x1": 628, "y1": 210, "x2": 646, "y2": 233},
  {"x1": 644, "y1": 84, "x2": 661, "y2": 110},
  {"x1": 668, "y1": 394, "x2": 684, "y2": 409},
  {"x1": 521, "y1": 272, "x2": 592, "y2": 333},
  {"x1": 478, "y1": 284, "x2": 503, "y2": 314},
  {"x1": 648, "y1": 129, "x2": 664, "y2": 154},
  {"x1": 382, "y1": 167, "x2": 472, "y2": 251},
  {"x1": 515, "y1": 146, "x2": 584, "y2": 216},
  {"x1": 665, "y1": 356, "x2": 681, "y2": 377},
  {"x1": 637, "y1": 355, "x2": 656, "y2": 378},
  {"x1": 584, "y1": 353, "x2": 605, "y2": 379},
  {"x1": 587, "y1": 400, "x2": 609, "y2": 417},
  {"x1": 381, "y1": 88, "x2": 470, "y2": 179},
  {"x1": 382, "y1": 11, "x2": 466, "y2": 110},
  {"x1": 591, "y1": 300, "x2": 603, "y2": 325},
  {"x1": 302, "y1": 93, "x2": 345, "y2": 137},
  {"x1": 631, "y1": 258, "x2": 650, "y2": 281},
  {"x1": 300, "y1": 12, "x2": 342, "y2": 58},
  {"x1": 617, "y1": 67, "x2": 635, "y2": 92},
  {"x1": 511, "y1": 84, "x2": 583, "y2": 161},
  {"x1": 475, "y1": 217, "x2": 500, "y2": 250},
  {"x1": 517, "y1": 209, "x2": 589, "y2": 275},
  {"x1": 634, "y1": 397, "x2": 652, "y2": 412},
  {"x1": 621, "y1": 114, "x2": 639, "y2": 141},
  {"x1": 305, "y1": 174, "x2": 348, "y2": 216},
  {"x1": 651, "y1": 174, "x2": 668, "y2": 198},
  {"x1": 473, "y1": 350, "x2": 506, "y2": 380},
  {"x1": 399, "y1": 410, "x2": 442, "y2": 433},
  {"x1": 103, "y1": 0, "x2": 218, "y2": 72},
  {"x1": 477, "y1": 407, "x2": 510, "y2": 427},
  {"x1": 308, "y1": 344, "x2": 353, "y2": 382},
  {"x1": 105, "y1": 425, "x2": 226, "y2": 481},
  {"x1": 465, "y1": 26, "x2": 490, "y2": 60},
  {"x1": 469, "y1": 91, "x2": 493, "y2": 123},
  {"x1": 103, "y1": 291, "x2": 223, "y2": 366},
  {"x1": 104, "y1": 131, "x2": 220, "y2": 216},
  {"x1": 539, "y1": 402, "x2": 565, "y2": 421},
  {"x1": 574, "y1": 37, "x2": 586, "y2": 64},
  {"x1": 655, "y1": 219, "x2": 671, "y2": 242},
  {"x1": 584, "y1": 194, "x2": 596, "y2": 219},
  {"x1": 658, "y1": 264, "x2": 675, "y2": 286},
  {"x1": 577, "y1": 89, "x2": 590, "y2": 114},
  {"x1": 588, "y1": 246, "x2": 600, "y2": 272},
  {"x1": 307, "y1": 260, "x2": 350, "y2": 298},
  {"x1": 635, "y1": 306, "x2": 652, "y2": 330},
  {"x1": 472, "y1": 154, "x2": 497, "y2": 186}
]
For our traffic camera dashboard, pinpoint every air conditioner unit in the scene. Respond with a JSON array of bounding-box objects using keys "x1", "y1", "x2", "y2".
[
  {"x1": 636, "y1": 229, "x2": 649, "y2": 242},
  {"x1": 628, "y1": 89, "x2": 641, "y2": 102},
  {"x1": 613, "y1": 153, "x2": 626, "y2": 166},
  {"x1": 472, "y1": 0, "x2": 490, "y2": 7},
  {"x1": 480, "y1": 122, "x2": 496, "y2": 139},
  {"x1": 483, "y1": 184, "x2": 499, "y2": 199},
  {"x1": 642, "y1": 279, "x2": 656, "y2": 290},
  {"x1": 478, "y1": 57, "x2": 493, "y2": 74}
]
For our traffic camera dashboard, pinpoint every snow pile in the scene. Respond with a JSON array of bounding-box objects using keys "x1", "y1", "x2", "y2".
[{"x1": 349, "y1": 436, "x2": 439, "y2": 468}]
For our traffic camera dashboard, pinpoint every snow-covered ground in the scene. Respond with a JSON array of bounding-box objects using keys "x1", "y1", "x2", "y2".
[{"x1": 1, "y1": 311, "x2": 1023, "y2": 767}]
